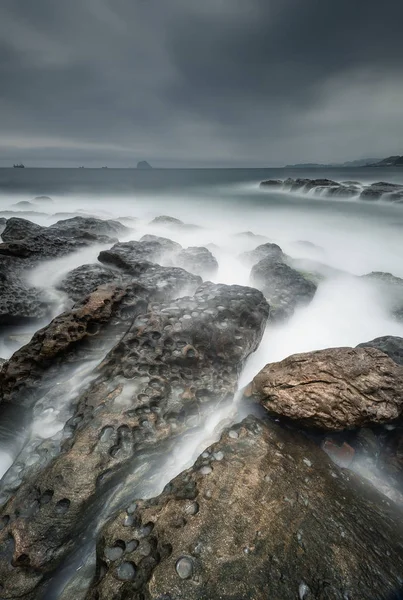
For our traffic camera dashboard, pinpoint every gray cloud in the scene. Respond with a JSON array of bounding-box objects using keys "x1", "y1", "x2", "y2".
[{"x1": 0, "y1": 0, "x2": 402, "y2": 166}]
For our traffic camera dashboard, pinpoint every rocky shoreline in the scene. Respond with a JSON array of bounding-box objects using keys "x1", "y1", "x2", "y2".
[
  {"x1": 0, "y1": 204, "x2": 403, "y2": 599},
  {"x1": 260, "y1": 177, "x2": 403, "y2": 203}
]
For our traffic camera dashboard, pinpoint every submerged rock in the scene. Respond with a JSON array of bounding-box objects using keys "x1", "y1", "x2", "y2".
[
  {"x1": 0, "y1": 283, "x2": 269, "y2": 599},
  {"x1": 149, "y1": 215, "x2": 184, "y2": 226},
  {"x1": 251, "y1": 258, "x2": 316, "y2": 320},
  {"x1": 33, "y1": 196, "x2": 53, "y2": 203},
  {"x1": 175, "y1": 246, "x2": 218, "y2": 278},
  {"x1": 249, "y1": 347, "x2": 403, "y2": 430},
  {"x1": 240, "y1": 242, "x2": 284, "y2": 267},
  {"x1": 88, "y1": 416, "x2": 403, "y2": 600},
  {"x1": 259, "y1": 179, "x2": 283, "y2": 187},
  {"x1": 360, "y1": 182, "x2": 403, "y2": 201},
  {"x1": 361, "y1": 271, "x2": 403, "y2": 321}
]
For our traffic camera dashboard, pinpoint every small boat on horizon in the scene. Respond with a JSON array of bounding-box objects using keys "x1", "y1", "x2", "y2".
[{"x1": 13, "y1": 163, "x2": 25, "y2": 168}]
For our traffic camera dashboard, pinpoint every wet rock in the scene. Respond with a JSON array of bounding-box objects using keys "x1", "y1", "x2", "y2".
[
  {"x1": 1, "y1": 218, "x2": 44, "y2": 242},
  {"x1": 0, "y1": 283, "x2": 149, "y2": 409},
  {"x1": 0, "y1": 218, "x2": 6, "y2": 235},
  {"x1": 259, "y1": 179, "x2": 283, "y2": 188},
  {"x1": 0, "y1": 218, "x2": 117, "y2": 262},
  {"x1": 325, "y1": 185, "x2": 360, "y2": 198},
  {"x1": 136, "y1": 265, "x2": 201, "y2": 300},
  {"x1": 250, "y1": 346, "x2": 403, "y2": 430},
  {"x1": 0, "y1": 283, "x2": 269, "y2": 599},
  {"x1": 175, "y1": 247, "x2": 218, "y2": 278},
  {"x1": 357, "y1": 336, "x2": 403, "y2": 366},
  {"x1": 99, "y1": 240, "x2": 173, "y2": 273},
  {"x1": 232, "y1": 231, "x2": 269, "y2": 244},
  {"x1": 251, "y1": 259, "x2": 316, "y2": 320},
  {"x1": 88, "y1": 416, "x2": 403, "y2": 600},
  {"x1": 56, "y1": 264, "x2": 123, "y2": 302},
  {"x1": 49, "y1": 216, "x2": 128, "y2": 238},
  {"x1": 360, "y1": 182, "x2": 403, "y2": 201},
  {"x1": 283, "y1": 178, "x2": 340, "y2": 192},
  {"x1": 139, "y1": 234, "x2": 181, "y2": 254},
  {"x1": 240, "y1": 242, "x2": 284, "y2": 268}
]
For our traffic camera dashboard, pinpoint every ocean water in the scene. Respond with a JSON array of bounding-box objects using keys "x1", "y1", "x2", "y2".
[{"x1": 1, "y1": 167, "x2": 403, "y2": 597}]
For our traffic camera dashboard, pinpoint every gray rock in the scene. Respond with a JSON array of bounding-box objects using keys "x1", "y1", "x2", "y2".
[
  {"x1": 357, "y1": 336, "x2": 403, "y2": 366},
  {"x1": 175, "y1": 246, "x2": 218, "y2": 278},
  {"x1": 56, "y1": 264, "x2": 123, "y2": 302}
]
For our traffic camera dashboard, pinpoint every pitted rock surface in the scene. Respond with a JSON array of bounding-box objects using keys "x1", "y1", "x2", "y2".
[
  {"x1": 175, "y1": 246, "x2": 218, "y2": 278},
  {"x1": 357, "y1": 336, "x2": 403, "y2": 366},
  {"x1": 56, "y1": 263, "x2": 123, "y2": 302},
  {"x1": 87, "y1": 416, "x2": 403, "y2": 600},
  {"x1": 250, "y1": 347, "x2": 403, "y2": 430},
  {"x1": 0, "y1": 283, "x2": 269, "y2": 599},
  {"x1": 0, "y1": 283, "x2": 149, "y2": 409},
  {"x1": 251, "y1": 258, "x2": 317, "y2": 320},
  {"x1": 0, "y1": 268, "x2": 51, "y2": 326}
]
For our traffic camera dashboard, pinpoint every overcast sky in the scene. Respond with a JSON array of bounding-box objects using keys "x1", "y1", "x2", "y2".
[{"x1": 0, "y1": 0, "x2": 402, "y2": 167}]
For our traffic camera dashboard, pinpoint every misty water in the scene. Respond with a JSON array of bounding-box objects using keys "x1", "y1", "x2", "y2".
[{"x1": 1, "y1": 167, "x2": 403, "y2": 597}]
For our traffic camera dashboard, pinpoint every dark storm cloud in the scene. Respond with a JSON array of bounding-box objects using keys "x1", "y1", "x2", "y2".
[{"x1": 0, "y1": 0, "x2": 402, "y2": 166}]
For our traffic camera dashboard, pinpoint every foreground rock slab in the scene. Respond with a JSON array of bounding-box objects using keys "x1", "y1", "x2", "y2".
[
  {"x1": 249, "y1": 347, "x2": 403, "y2": 430},
  {"x1": 0, "y1": 283, "x2": 269, "y2": 599},
  {"x1": 88, "y1": 416, "x2": 403, "y2": 600}
]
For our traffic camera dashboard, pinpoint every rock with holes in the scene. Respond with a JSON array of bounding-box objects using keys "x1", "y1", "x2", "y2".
[
  {"x1": 0, "y1": 283, "x2": 149, "y2": 410},
  {"x1": 87, "y1": 416, "x2": 403, "y2": 600},
  {"x1": 240, "y1": 242, "x2": 285, "y2": 267},
  {"x1": 98, "y1": 239, "x2": 176, "y2": 273},
  {"x1": 357, "y1": 336, "x2": 403, "y2": 366},
  {"x1": 0, "y1": 221, "x2": 116, "y2": 262},
  {"x1": 249, "y1": 347, "x2": 403, "y2": 430},
  {"x1": 0, "y1": 283, "x2": 269, "y2": 599},
  {"x1": 56, "y1": 263, "x2": 123, "y2": 302},
  {"x1": 139, "y1": 234, "x2": 181, "y2": 254},
  {"x1": 175, "y1": 247, "x2": 218, "y2": 278},
  {"x1": 0, "y1": 264, "x2": 53, "y2": 326},
  {"x1": 251, "y1": 258, "x2": 317, "y2": 320}
]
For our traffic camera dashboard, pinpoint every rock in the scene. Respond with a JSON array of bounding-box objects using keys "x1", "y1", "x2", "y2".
[
  {"x1": 360, "y1": 182, "x2": 403, "y2": 201},
  {"x1": 259, "y1": 179, "x2": 283, "y2": 188},
  {"x1": 98, "y1": 238, "x2": 179, "y2": 274},
  {"x1": 251, "y1": 259, "x2": 317, "y2": 320},
  {"x1": 33, "y1": 196, "x2": 53, "y2": 203},
  {"x1": 357, "y1": 336, "x2": 403, "y2": 366},
  {"x1": 325, "y1": 185, "x2": 360, "y2": 198},
  {"x1": 0, "y1": 284, "x2": 269, "y2": 599},
  {"x1": 1, "y1": 218, "x2": 44, "y2": 242},
  {"x1": 149, "y1": 215, "x2": 184, "y2": 227},
  {"x1": 0, "y1": 217, "x2": 120, "y2": 262},
  {"x1": 135, "y1": 265, "x2": 202, "y2": 300},
  {"x1": 361, "y1": 271, "x2": 403, "y2": 321},
  {"x1": 240, "y1": 242, "x2": 285, "y2": 267},
  {"x1": 0, "y1": 283, "x2": 149, "y2": 409},
  {"x1": 137, "y1": 161, "x2": 152, "y2": 169},
  {"x1": 250, "y1": 346, "x2": 403, "y2": 430},
  {"x1": 0, "y1": 264, "x2": 52, "y2": 326},
  {"x1": 49, "y1": 216, "x2": 128, "y2": 238},
  {"x1": 139, "y1": 234, "x2": 181, "y2": 254},
  {"x1": 283, "y1": 178, "x2": 340, "y2": 193},
  {"x1": 175, "y1": 247, "x2": 218, "y2": 278},
  {"x1": 56, "y1": 264, "x2": 123, "y2": 302},
  {"x1": 88, "y1": 416, "x2": 403, "y2": 600},
  {"x1": 11, "y1": 201, "x2": 36, "y2": 209},
  {"x1": 0, "y1": 218, "x2": 6, "y2": 234}
]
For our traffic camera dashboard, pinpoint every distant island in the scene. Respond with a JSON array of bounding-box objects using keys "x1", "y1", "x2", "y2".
[
  {"x1": 285, "y1": 155, "x2": 403, "y2": 168},
  {"x1": 137, "y1": 161, "x2": 152, "y2": 169}
]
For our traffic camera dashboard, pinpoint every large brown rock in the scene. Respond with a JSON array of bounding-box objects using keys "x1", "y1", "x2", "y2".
[
  {"x1": 249, "y1": 347, "x2": 403, "y2": 430},
  {"x1": 0, "y1": 283, "x2": 269, "y2": 599},
  {"x1": 87, "y1": 416, "x2": 403, "y2": 600}
]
